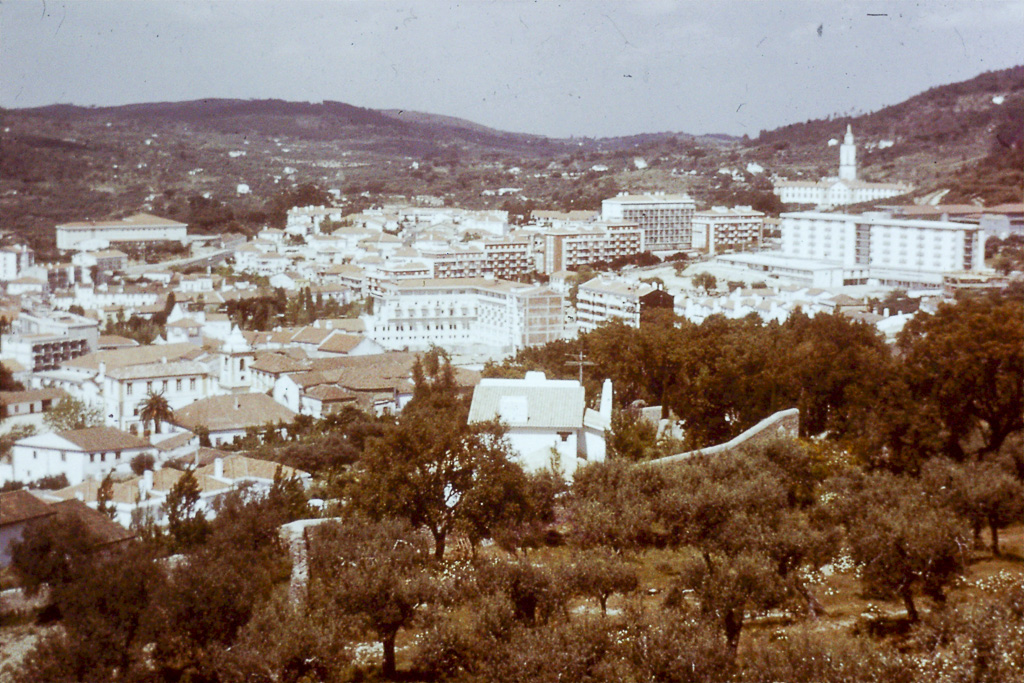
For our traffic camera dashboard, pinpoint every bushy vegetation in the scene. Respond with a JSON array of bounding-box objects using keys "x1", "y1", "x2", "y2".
[{"x1": 4, "y1": 296, "x2": 1022, "y2": 682}]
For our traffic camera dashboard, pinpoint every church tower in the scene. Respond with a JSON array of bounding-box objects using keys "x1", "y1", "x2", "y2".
[{"x1": 839, "y1": 124, "x2": 857, "y2": 181}]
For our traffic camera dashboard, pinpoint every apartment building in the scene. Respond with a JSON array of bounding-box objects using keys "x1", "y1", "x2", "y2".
[
  {"x1": 576, "y1": 277, "x2": 674, "y2": 332},
  {"x1": 367, "y1": 278, "x2": 564, "y2": 353},
  {"x1": 0, "y1": 246, "x2": 35, "y2": 282},
  {"x1": 721, "y1": 211, "x2": 987, "y2": 288},
  {"x1": 56, "y1": 213, "x2": 187, "y2": 251},
  {"x1": 540, "y1": 221, "x2": 644, "y2": 273},
  {"x1": 1, "y1": 310, "x2": 99, "y2": 371},
  {"x1": 692, "y1": 206, "x2": 765, "y2": 255},
  {"x1": 601, "y1": 192, "x2": 695, "y2": 251}
]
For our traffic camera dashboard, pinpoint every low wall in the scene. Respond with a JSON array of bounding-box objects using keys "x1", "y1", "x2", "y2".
[{"x1": 648, "y1": 408, "x2": 800, "y2": 467}]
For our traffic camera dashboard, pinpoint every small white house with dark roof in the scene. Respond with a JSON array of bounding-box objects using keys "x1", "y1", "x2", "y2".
[{"x1": 467, "y1": 371, "x2": 611, "y2": 477}]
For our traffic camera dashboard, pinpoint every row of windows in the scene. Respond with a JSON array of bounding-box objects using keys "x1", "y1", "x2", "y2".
[{"x1": 127, "y1": 377, "x2": 198, "y2": 395}]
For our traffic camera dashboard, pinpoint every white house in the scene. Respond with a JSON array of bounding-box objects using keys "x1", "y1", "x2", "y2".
[
  {"x1": 10, "y1": 426, "x2": 155, "y2": 486},
  {"x1": 467, "y1": 372, "x2": 611, "y2": 477}
]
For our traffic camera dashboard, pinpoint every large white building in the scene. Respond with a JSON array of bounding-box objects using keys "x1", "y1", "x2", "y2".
[
  {"x1": 721, "y1": 211, "x2": 987, "y2": 288},
  {"x1": 539, "y1": 221, "x2": 644, "y2": 273},
  {"x1": 601, "y1": 193, "x2": 696, "y2": 251},
  {"x1": 366, "y1": 278, "x2": 564, "y2": 353},
  {"x1": 56, "y1": 213, "x2": 188, "y2": 251},
  {"x1": 1, "y1": 310, "x2": 99, "y2": 371},
  {"x1": 692, "y1": 206, "x2": 765, "y2": 255},
  {"x1": 773, "y1": 126, "x2": 913, "y2": 208}
]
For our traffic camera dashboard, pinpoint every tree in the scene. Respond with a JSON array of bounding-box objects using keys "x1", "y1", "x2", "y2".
[
  {"x1": 896, "y1": 294, "x2": 1023, "y2": 460},
  {"x1": 569, "y1": 550, "x2": 639, "y2": 614},
  {"x1": 43, "y1": 396, "x2": 103, "y2": 432},
  {"x1": 692, "y1": 271, "x2": 718, "y2": 292},
  {"x1": 309, "y1": 517, "x2": 438, "y2": 679},
  {"x1": 10, "y1": 515, "x2": 100, "y2": 597},
  {"x1": 96, "y1": 472, "x2": 116, "y2": 519},
  {"x1": 353, "y1": 349, "x2": 529, "y2": 559},
  {"x1": 833, "y1": 471, "x2": 968, "y2": 621},
  {"x1": 568, "y1": 459, "x2": 666, "y2": 552},
  {"x1": 163, "y1": 467, "x2": 209, "y2": 552},
  {"x1": 139, "y1": 391, "x2": 174, "y2": 434}
]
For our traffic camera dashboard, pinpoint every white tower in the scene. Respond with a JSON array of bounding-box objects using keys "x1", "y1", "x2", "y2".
[
  {"x1": 217, "y1": 325, "x2": 254, "y2": 393},
  {"x1": 839, "y1": 124, "x2": 857, "y2": 181}
]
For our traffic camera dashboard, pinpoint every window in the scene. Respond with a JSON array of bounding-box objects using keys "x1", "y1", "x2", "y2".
[
  {"x1": 190, "y1": 378, "x2": 196, "y2": 391},
  {"x1": 162, "y1": 380, "x2": 168, "y2": 392},
  {"x1": 176, "y1": 379, "x2": 182, "y2": 391},
  {"x1": 146, "y1": 381, "x2": 152, "y2": 393}
]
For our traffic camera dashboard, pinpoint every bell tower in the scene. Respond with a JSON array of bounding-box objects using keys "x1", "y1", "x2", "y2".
[{"x1": 839, "y1": 124, "x2": 857, "y2": 181}]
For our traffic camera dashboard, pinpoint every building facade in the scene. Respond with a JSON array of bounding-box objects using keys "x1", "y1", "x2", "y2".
[
  {"x1": 601, "y1": 193, "x2": 696, "y2": 251},
  {"x1": 692, "y1": 206, "x2": 765, "y2": 255},
  {"x1": 56, "y1": 213, "x2": 188, "y2": 251}
]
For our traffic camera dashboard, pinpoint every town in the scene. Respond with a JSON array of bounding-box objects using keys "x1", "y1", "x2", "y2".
[{"x1": 0, "y1": 3, "x2": 1022, "y2": 682}]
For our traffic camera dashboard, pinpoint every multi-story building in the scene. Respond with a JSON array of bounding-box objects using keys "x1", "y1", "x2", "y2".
[
  {"x1": 692, "y1": 206, "x2": 765, "y2": 255},
  {"x1": 773, "y1": 126, "x2": 913, "y2": 207},
  {"x1": 601, "y1": 192, "x2": 695, "y2": 251},
  {"x1": 367, "y1": 278, "x2": 564, "y2": 353},
  {"x1": 576, "y1": 277, "x2": 675, "y2": 332},
  {"x1": 56, "y1": 213, "x2": 187, "y2": 251},
  {"x1": 720, "y1": 211, "x2": 987, "y2": 288},
  {"x1": 1, "y1": 310, "x2": 99, "y2": 371},
  {"x1": 0, "y1": 246, "x2": 35, "y2": 282},
  {"x1": 540, "y1": 221, "x2": 644, "y2": 273}
]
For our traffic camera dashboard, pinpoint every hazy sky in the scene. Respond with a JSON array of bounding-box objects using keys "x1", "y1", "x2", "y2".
[{"x1": 2, "y1": 0, "x2": 1022, "y2": 138}]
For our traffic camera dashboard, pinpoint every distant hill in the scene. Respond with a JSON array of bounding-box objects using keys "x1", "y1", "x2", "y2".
[
  {"x1": 743, "y1": 66, "x2": 1024, "y2": 201},
  {"x1": 2, "y1": 68, "x2": 1020, "y2": 259}
]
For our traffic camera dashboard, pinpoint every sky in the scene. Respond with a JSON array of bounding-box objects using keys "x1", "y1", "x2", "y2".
[{"x1": 2, "y1": 0, "x2": 1022, "y2": 138}]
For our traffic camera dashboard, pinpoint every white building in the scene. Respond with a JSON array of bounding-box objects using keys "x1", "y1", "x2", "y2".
[
  {"x1": 576, "y1": 277, "x2": 675, "y2": 333},
  {"x1": 366, "y1": 278, "x2": 564, "y2": 353},
  {"x1": 692, "y1": 206, "x2": 765, "y2": 255},
  {"x1": 467, "y1": 372, "x2": 611, "y2": 477},
  {"x1": 539, "y1": 221, "x2": 644, "y2": 273},
  {"x1": 0, "y1": 245, "x2": 35, "y2": 282},
  {"x1": 601, "y1": 192, "x2": 696, "y2": 251},
  {"x1": 1, "y1": 310, "x2": 99, "y2": 372},
  {"x1": 773, "y1": 126, "x2": 913, "y2": 207},
  {"x1": 720, "y1": 211, "x2": 987, "y2": 288},
  {"x1": 11, "y1": 426, "x2": 155, "y2": 486},
  {"x1": 56, "y1": 213, "x2": 188, "y2": 251}
]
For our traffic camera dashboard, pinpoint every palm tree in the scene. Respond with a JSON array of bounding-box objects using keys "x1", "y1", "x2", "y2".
[{"x1": 139, "y1": 392, "x2": 174, "y2": 435}]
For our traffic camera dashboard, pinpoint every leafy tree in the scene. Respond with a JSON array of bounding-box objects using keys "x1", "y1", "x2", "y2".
[
  {"x1": 309, "y1": 517, "x2": 438, "y2": 679},
  {"x1": 139, "y1": 391, "x2": 174, "y2": 434},
  {"x1": 130, "y1": 452, "x2": 155, "y2": 476},
  {"x1": 832, "y1": 470, "x2": 968, "y2": 621},
  {"x1": 606, "y1": 406, "x2": 660, "y2": 461},
  {"x1": 568, "y1": 549, "x2": 639, "y2": 614},
  {"x1": 96, "y1": 471, "x2": 116, "y2": 519},
  {"x1": 44, "y1": 396, "x2": 103, "y2": 432},
  {"x1": 163, "y1": 467, "x2": 210, "y2": 552},
  {"x1": 692, "y1": 271, "x2": 718, "y2": 292},
  {"x1": 896, "y1": 294, "x2": 1024, "y2": 460},
  {"x1": 924, "y1": 457, "x2": 1024, "y2": 556},
  {"x1": 10, "y1": 514, "x2": 100, "y2": 597},
  {"x1": 568, "y1": 458, "x2": 666, "y2": 552},
  {"x1": 353, "y1": 349, "x2": 528, "y2": 559}
]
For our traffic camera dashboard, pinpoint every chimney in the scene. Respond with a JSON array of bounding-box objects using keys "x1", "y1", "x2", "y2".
[
  {"x1": 600, "y1": 379, "x2": 613, "y2": 422},
  {"x1": 140, "y1": 469, "x2": 153, "y2": 497},
  {"x1": 161, "y1": 356, "x2": 167, "y2": 364},
  {"x1": 214, "y1": 457, "x2": 224, "y2": 479},
  {"x1": 234, "y1": 396, "x2": 240, "y2": 410},
  {"x1": 98, "y1": 361, "x2": 106, "y2": 379}
]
